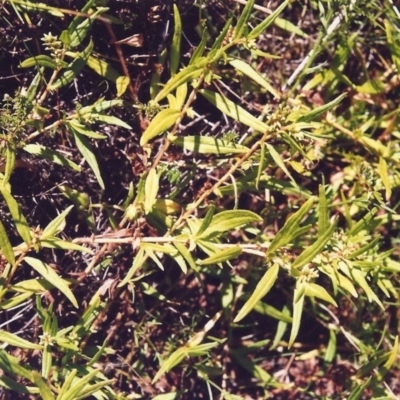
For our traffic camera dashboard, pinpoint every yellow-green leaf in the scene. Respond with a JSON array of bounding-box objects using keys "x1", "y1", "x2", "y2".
[
  {"x1": 154, "y1": 59, "x2": 208, "y2": 103},
  {"x1": 288, "y1": 284, "x2": 305, "y2": 348},
  {"x1": 140, "y1": 108, "x2": 180, "y2": 146},
  {"x1": 152, "y1": 347, "x2": 187, "y2": 384},
  {"x1": 0, "y1": 186, "x2": 32, "y2": 245},
  {"x1": 144, "y1": 168, "x2": 159, "y2": 213},
  {"x1": 200, "y1": 89, "x2": 268, "y2": 133},
  {"x1": 116, "y1": 75, "x2": 130, "y2": 97},
  {"x1": 292, "y1": 219, "x2": 337, "y2": 269},
  {"x1": 304, "y1": 283, "x2": 337, "y2": 306},
  {"x1": 266, "y1": 143, "x2": 296, "y2": 184},
  {"x1": 234, "y1": 263, "x2": 279, "y2": 322},
  {"x1": 0, "y1": 218, "x2": 15, "y2": 265},
  {"x1": 23, "y1": 144, "x2": 80, "y2": 172},
  {"x1": 267, "y1": 197, "x2": 315, "y2": 256},
  {"x1": 377, "y1": 157, "x2": 391, "y2": 200},
  {"x1": 198, "y1": 245, "x2": 242, "y2": 266},
  {"x1": 0, "y1": 330, "x2": 43, "y2": 350},
  {"x1": 169, "y1": 135, "x2": 250, "y2": 154},
  {"x1": 170, "y1": 4, "x2": 182, "y2": 75},
  {"x1": 229, "y1": 59, "x2": 280, "y2": 98},
  {"x1": 24, "y1": 257, "x2": 78, "y2": 308}
]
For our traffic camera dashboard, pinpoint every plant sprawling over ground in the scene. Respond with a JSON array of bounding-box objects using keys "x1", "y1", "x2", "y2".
[{"x1": 0, "y1": 0, "x2": 400, "y2": 399}]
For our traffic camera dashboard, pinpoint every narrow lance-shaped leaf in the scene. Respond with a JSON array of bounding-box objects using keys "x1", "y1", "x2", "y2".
[
  {"x1": 170, "y1": 4, "x2": 182, "y2": 75},
  {"x1": 288, "y1": 283, "x2": 305, "y2": 348},
  {"x1": 292, "y1": 219, "x2": 337, "y2": 270},
  {"x1": 383, "y1": 335, "x2": 399, "y2": 370},
  {"x1": 169, "y1": 135, "x2": 250, "y2": 155},
  {"x1": 152, "y1": 347, "x2": 186, "y2": 384},
  {"x1": 234, "y1": 263, "x2": 279, "y2": 322},
  {"x1": 304, "y1": 283, "x2": 337, "y2": 307},
  {"x1": 50, "y1": 39, "x2": 94, "y2": 90},
  {"x1": 351, "y1": 268, "x2": 384, "y2": 310},
  {"x1": 248, "y1": 0, "x2": 289, "y2": 40},
  {"x1": 266, "y1": 143, "x2": 296, "y2": 184},
  {"x1": 267, "y1": 196, "x2": 315, "y2": 256},
  {"x1": 377, "y1": 157, "x2": 391, "y2": 200},
  {"x1": 140, "y1": 109, "x2": 180, "y2": 146},
  {"x1": 0, "y1": 218, "x2": 15, "y2": 266},
  {"x1": 24, "y1": 257, "x2": 78, "y2": 308},
  {"x1": 196, "y1": 205, "x2": 216, "y2": 237},
  {"x1": 118, "y1": 247, "x2": 147, "y2": 287},
  {"x1": 199, "y1": 210, "x2": 262, "y2": 239},
  {"x1": 0, "y1": 186, "x2": 32, "y2": 245},
  {"x1": 144, "y1": 168, "x2": 159, "y2": 214},
  {"x1": 234, "y1": 0, "x2": 255, "y2": 40},
  {"x1": 0, "y1": 330, "x2": 43, "y2": 350},
  {"x1": 23, "y1": 144, "x2": 81, "y2": 172},
  {"x1": 41, "y1": 205, "x2": 73, "y2": 239},
  {"x1": 67, "y1": 123, "x2": 105, "y2": 190},
  {"x1": 318, "y1": 184, "x2": 329, "y2": 237},
  {"x1": 200, "y1": 89, "x2": 268, "y2": 133},
  {"x1": 154, "y1": 59, "x2": 208, "y2": 103},
  {"x1": 198, "y1": 245, "x2": 242, "y2": 265},
  {"x1": 298, "y1": 93, "x2": 346, "y2": 122},
  {"x1": 229, "y1": 59, "x2": 280, "y2": 98}
]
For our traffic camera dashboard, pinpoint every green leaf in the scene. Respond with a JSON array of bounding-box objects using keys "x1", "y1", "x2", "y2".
[
  {"x1": 304, "y1": 283, "x2": 337, "y2": 306},
  {"x1": 154, "y1": 59, "x2": 208, "y2": 103},
  {"x1": 234, "y1": 263, "x2": 279, "y2": 322},
  {"x1": 248, "y1": 0, "x2": 289, "y2": 40},
  {"x1": 0, "y1": 330, "x2": 43, "y2": 350},
  {"x1": 383, "y1": 335, "x2": 399, "y2": 370},
  {"x1": 0, "y1": 186, "x2": 32, "y2": 245},
  {"x1": 198, "y1": 245, "x2": 242, "y2": 265},
  {"x1": 377, "y1": 157, "x2": 391, "y2": 200},
  {"x1": 40, "y1": 238, "x2": 94, "y2": 254},
  {"x1": 68, "y1": 7, "x2": 108, "y2": 48},
  {"x1": 11, "y1": 279, "x2": 57, "y2": 293},
  {"x1": 140, "y1": 108, "x2": 181, "y2": 146},
  {"x1": 199, "y1": 89, "x2": 268, "y2": 133},
  {"x1": 199, "y1": 210, "x2": 262, "y2": 239},
  {"x1": 67, "y1": 123, "x2": 105, "y2": 190},
  {"x1": 144, "y1": 168, "x2": 159, "y2": 213},
  {"x1": 288, "y1": 284, "x2": 305, "y2": 348},
  {"x1": 173, "y1": 240, "x2": 198, "y2": 272},
  {"x1": 292, "y1": 219, "x2": 337, "y2": 269},
  {"x1": 267, "y1": 197, "x2": 315, "y2": 256},
  {"x1": 318, "y1": 184, "x2": 329, "y2": 237},
  {"x1": 189, "y1": 28, "x2": 207, "y2": 65},
  {"x1": 41, "y1": 205, "x2": 73, "y2": 239},
  {"x1": 23, "y1": 144, "x2": 80, "y2": 171},
  {"x1": 169, "y1": 135, "x2": 250, "y2": 154},
  {"x1": 20, "y1": 55, "x2": 65, "y2": 69},
  {"x1": 30, "y1": 371, "x2": 55, "y2": 400},
  {"x1": 351, "y1": 268, "x2": 384, "y2": 309},
  {"x1": 57, "y1": 368, "x2": 100, "y2": 400},
  {"x1": 152, "y1": 347, "x2": 187, "y2": 384},
  {"x1": 298, "y1": 93, "x2": 346, "y2": 122},
  {"x1": 348, "y1": 377, "x2": 372, "y2": 400},
  {"x1": 86, "y1": 55, "x2": 120, "y2": 81},
  {"x1": 234, "y1": 0, "x2": 255, "y2": 40},
  {"x1": 50, "y1": 39, "x2": 94, "y2": 89},
  {"x1": 118, "y1": 248, "x2": 146, "y2": 287},
  {"x1": 274, "y1": 17, "x2": 308, "y2": 38},
  {"x1": 68, "y1": 120, "x2": 107, "y2": 139},
  {"x1": 24, "y1": 257, "x2": 78, "y2": 308},
  {"x1": 196, "y1": 205, "x2": 216, "y2": 237},
  {"x1": 0, "y1": 218, "x2": 15, "y2": 265},
  {"x1": 116, "y1": 75, "x2": 130, "y2": 97},
  {"x1": 229, "y1": 59, "x2": 280, "y2": 98},
  {"x1": 170, "y1": 4, "x2": 182, "y2": 75},
  {"x1": 93, "y1": 114, "x2": 132, "y2": 130},
  {"x1": 266, "y1": 143, "x2": 296, "y2": 184}
]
